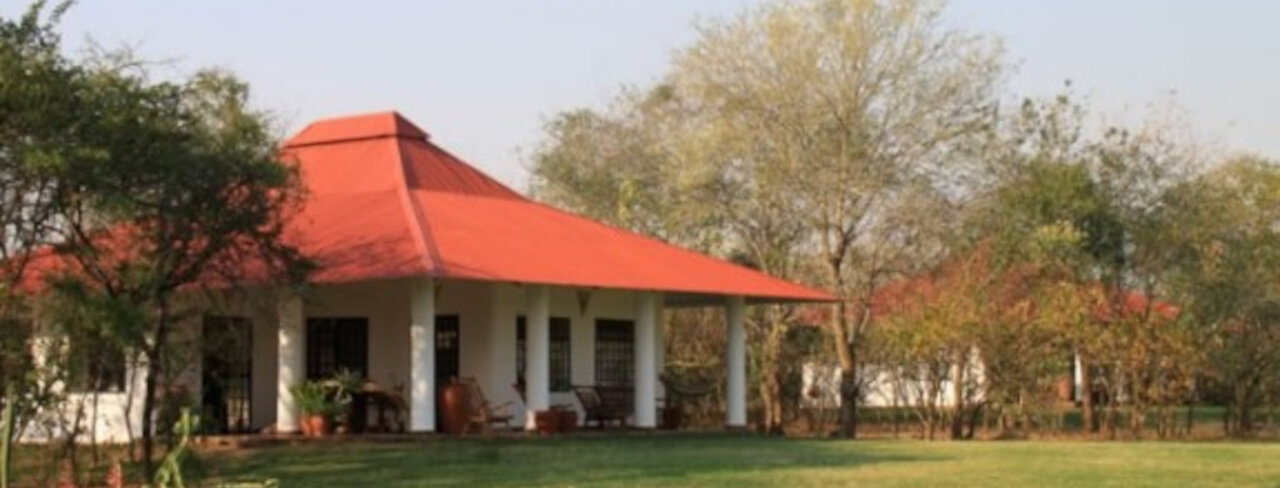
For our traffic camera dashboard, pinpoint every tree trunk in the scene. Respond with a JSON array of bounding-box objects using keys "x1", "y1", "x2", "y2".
[
  {"x1": 837, "y1": 365, "x2": 859, "y2": 438},
  {"x1": 1128, "y1": 372, "x2": 1144, "y2": 439},
  {"x1": 950, "y1": 349, "x2": 966, "y2": 440},
  {"x1": 141, "y1": 299, "x2": 173, "y2": 478},
  {"x1": 759, "y1": 317, "x2": 786, "y2": 435},
  {"x1": 1104, "y1": 382, "x2": 1120, "y2": 440},
  {"x1": 1, "y1": 383, "x2": 14, "y2": 488},
  {"x1": 830, "y1": 297, "x2": 859, "y2": 438},
  {"x1": 891, "y1": 394, "x2": 900, "y2": 439},
  {"x1": 1079, "y1": 358, "x2": 1096, "y2": 434},
  {"x1": 1184, "y1": 402, "x2": 1195, "y2": 438}
]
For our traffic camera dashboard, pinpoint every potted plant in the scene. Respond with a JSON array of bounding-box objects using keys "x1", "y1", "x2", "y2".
[
  {"x1": 324, "y1": 368, "x2": 361, "y2": 433},
  {"x1": 291, "y1": 380, "x2": 330, "y2": 437}
]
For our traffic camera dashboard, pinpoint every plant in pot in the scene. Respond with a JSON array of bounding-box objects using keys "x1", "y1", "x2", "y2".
[
  {"x1": 291, "y1": 380, "x2": 330, "y2": 437},
  {"x1": 324, "y1": 368, "x2": 361, "y2": 433}
]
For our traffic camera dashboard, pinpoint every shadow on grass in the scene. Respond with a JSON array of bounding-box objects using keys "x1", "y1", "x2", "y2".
[{"x1": 199, "y1": 434, "x2": 938, "y2": 487}]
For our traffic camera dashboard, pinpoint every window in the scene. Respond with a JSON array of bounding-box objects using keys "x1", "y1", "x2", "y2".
[
  {"x1": 436, "y1": 315, "x2": 460, "y2": 385},
  {"x1": 516, "y1": 316, "x2": 571, "y2": 392},
  {"x1": 69, "y1": 333, "x2": 127, "y2": 393},
  {"x1": 305, "y1": 318, "x2": 368, "y2": 380},
  {"x1": 202, "y1": 316, "x2": 254, "y2": 434},
  {"x1": 594, "y1": 319, "x2": 634, "y2": 388}
]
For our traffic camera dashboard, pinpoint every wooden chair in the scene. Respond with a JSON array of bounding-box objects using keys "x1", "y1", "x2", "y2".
[
  {"x1": 572, "y1": 385, "x2": 631, "y2": 428},
  {"x1": 357, "y1": 381, "x2": 408, "y2": 433},
  {"x1": 458, "y1": 377, "x2": 514, "y2": 435}
]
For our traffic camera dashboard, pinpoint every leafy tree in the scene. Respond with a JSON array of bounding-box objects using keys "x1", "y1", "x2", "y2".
[
  {"x1": 972, "y1": 91, "x2": 1207, "y2": 439},
  {"x1": 48, "y1": 68, "x2": 307, "y2": 474},
  {"x1": 1, "y1": 2, "x2": 308, "y2": 478},
  {"x1": 1161, "y1": 157, "x2": 1280, "y2": 437},
  {"x1": 0, "y1": 2, "x2": 83, "y2": 484}
]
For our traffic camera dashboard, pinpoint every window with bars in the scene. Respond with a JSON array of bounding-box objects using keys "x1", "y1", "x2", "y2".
[
  {"x1": 516, "y1": 316, "x2": 571, "y2": 392},
  {"x1": 305, "y1": 318, "x2": 368, "y2": 380},
  {"x1": 594, "y1": 319, "x2": 634, "y2": 388},
  {"x1": 201, "y1": 315, "x2": 253, "y2": 434}
]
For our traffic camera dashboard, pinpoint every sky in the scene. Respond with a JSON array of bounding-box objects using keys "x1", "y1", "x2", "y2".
[{"x1": 4, "y1": 0, "x2": 1277, "y2": 190}]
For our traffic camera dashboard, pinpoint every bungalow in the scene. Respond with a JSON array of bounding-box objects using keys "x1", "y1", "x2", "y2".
[{"x1": 21, "y1": 111, "x2": 833, "y2": 442}]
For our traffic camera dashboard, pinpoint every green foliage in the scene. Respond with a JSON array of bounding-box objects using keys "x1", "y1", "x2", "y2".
[
  {"x1": 1158, "y1": 156, "x2": 1280, "y2": 435},
  {"x1": 290, "y1": 381, "x2": 330, "y2": 417},
  {"x1": 0, "y1": 1, "x2": 311, "y2": 478},
  {"x1": 290, "y1": 370, "x2": 358, "y2": 421}
]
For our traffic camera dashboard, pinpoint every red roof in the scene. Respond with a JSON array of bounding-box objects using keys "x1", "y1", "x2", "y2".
[{"x1": 281, "y1": 111, "x2": 833, "y2": 302}]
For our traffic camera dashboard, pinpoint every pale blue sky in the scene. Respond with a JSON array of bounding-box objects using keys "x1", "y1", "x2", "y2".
[{"x1": 5, "y1": 1, "x2": 1277, "y2": 189}]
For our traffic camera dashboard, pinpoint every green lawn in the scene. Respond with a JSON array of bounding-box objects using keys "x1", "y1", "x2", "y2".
[{"x1": 199, "y1": 434, "x2": 1280, "y2": 488}]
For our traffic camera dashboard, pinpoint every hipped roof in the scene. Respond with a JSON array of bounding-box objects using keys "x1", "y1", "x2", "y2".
[{"x1": 282, "y1": 111, "x2": 834, "y2": 303}]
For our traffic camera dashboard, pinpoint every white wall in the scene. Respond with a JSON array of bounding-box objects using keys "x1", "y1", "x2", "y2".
[
  {"x1": 802, "y1": 355, "x2": 986, "y2": 409},
  {"x1": 21, "y1": 336, "x2": 147, "y2": 444},
  {"x1": 25, "y1": 278, "x2": 652, "y2": 442}
]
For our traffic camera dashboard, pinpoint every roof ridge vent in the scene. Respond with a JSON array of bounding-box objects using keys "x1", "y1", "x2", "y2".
[{"x1": 284, "y1": 111, "x2": 429, "y2": 148}]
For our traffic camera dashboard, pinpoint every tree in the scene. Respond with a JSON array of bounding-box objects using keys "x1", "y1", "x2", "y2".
[
  {"x1": 532, "y1": 0, "x2": 1001, "y2": 436},
  {"x1": 0, "y1": 2, "x2": 85, "y2": 484},
  {"x1": 973, "y1": 91, "x2": 1205, "y2": 439},
  {"x1": 531, "y1": 85, "x2": 814, "y2": 433},
  {"x1": 671, "y1": 0, "x2": 1002, "y2": 437},
  {"x1": 48, "y1": 67, "x2": 307, "y2": 474},
  {"x1": 530, "y1": 87, "x2": 725, "y2": 250},
  {"x1": 1161, "y1": 157, "x2": 1280, "y2": 437},
  {"x1": 0, "y1": 3, "x2": 309, "y2": 477}
]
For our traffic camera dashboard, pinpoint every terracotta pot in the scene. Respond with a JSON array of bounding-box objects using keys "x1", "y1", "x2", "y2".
[
  {"x1": 534, "y1": 410, "x2": 558, "y2": 435},
  {"x1": 439, "y1": 382, "x2": 472, "y2": 435},
  {"x1": 302, "y1": 414, "x2": 328, "y2": 437}
]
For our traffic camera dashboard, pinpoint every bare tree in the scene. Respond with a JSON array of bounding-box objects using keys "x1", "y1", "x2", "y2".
[{"x1": 671, "y1": 0, "x2": 1002, "y2": 437}]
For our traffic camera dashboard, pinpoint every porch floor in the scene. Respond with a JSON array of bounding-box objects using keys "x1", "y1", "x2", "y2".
[{"x1": 197, "y1": 428, "x2": 692, "y2": 450}]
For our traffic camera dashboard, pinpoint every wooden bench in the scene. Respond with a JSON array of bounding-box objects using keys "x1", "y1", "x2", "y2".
[{"x1": 572, "y1": 385, "x2": 632, "y2": 428}]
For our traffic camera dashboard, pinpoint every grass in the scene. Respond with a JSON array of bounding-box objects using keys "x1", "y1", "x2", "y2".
[{"x1": 197, "y1": 434, "x2": 1280, "y2": 488}]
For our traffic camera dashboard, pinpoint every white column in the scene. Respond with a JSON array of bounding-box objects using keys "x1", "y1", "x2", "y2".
[
  {"x1": 634, "y1": 291, "x2": 659, "y2": 428},
  {"x1": 410, "y1": 276, "x2": 437, "y2": 432},
  {"x1": 276, "y1": 292, "x2": 305, "y2": 434},
  {"x1": 525, "y1": 285, "x2": 551, "y2": 430},
  {"x1": 726, "y1": 295, "x2": 747, "y2": 428}
]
